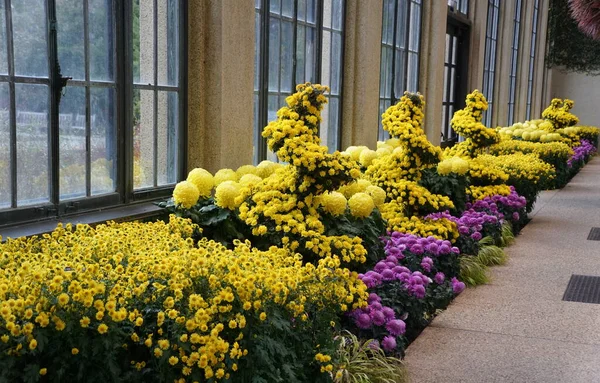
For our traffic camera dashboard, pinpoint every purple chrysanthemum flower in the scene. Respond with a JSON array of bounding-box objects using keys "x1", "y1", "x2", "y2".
[
  {"x1": 381, "y1": 335, "x2": 397, "y2": 352},
  {"x1": 355, "y1": 313, "x2": 372, "y2": 329},
  {"x1": 434, "y1": 272, "x2": 445, "y2": 284},
  {"x1": 386, "y1": 319, "x2": 406, "y2": 336}
]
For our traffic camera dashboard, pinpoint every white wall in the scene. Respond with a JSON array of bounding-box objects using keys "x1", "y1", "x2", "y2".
[{"x1": 549, "y1": 68, "x2": 600, "y2": 126}]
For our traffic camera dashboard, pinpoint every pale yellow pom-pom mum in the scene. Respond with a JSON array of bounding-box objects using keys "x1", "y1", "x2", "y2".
[
  {"x1": 365, "y1": 185, "x2": 387, "y2": 207},
  {"x1": 348, "y1": 192, "x2": 375, "y2": 218},
  {"x1": 236, "y1": 164, "x2": 256, "y2": 178},
  {"x1": 239, "y1": 173, "x2": 263, "y2": 186},
  {"x1": 450, "y1": 157, "x2": 470, "y2": 175},
  {"x1": 359, "y1": 149, "x2": 378, "y2": 167},
  {"x1": 186, "y1": 168, "x2": 214, "y2": 198},
  {"x1": 173, "y1": 180, "x2": 200, "y2": 209},
  {"x1": 215, "y1": 181, "x2": 242, "y2": 210},
  {"x1": 214, "y1": 168, "x2": 238, "y2": 186},
  {"x1": 321, "y1": 191, "x2": 347, "y2": 216},
  {"x1": 437, "y1": 159, "x2": 453, "y2": 176}
]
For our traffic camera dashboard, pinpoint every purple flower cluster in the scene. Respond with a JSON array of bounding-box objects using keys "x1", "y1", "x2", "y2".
[
  {"x1": 383, "y1": 232, "x2": 459, "y2": 258},
  {"x1": 451, "y1": 277, "x2": 466, "y2": 294},
  {"x1": 359, "y1": 255, "x2": 433, "y2": 299},
  {"x1": 426, "y1": 210, "x2": 499, "y2": 241},
  {"x1": 466, "y1": 186, "x2": 527, "y2": 221},
  {"x1": 351, "y1": 293, "x2": 406, "y2": 352},
  {"x1": 568, "y1": 139, "x2": 597, "y2": 168}
]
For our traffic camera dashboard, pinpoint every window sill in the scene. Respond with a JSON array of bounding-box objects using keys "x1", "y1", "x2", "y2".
[{"x1": 0, "y1": 202, "x2": 164, "y2": 241}]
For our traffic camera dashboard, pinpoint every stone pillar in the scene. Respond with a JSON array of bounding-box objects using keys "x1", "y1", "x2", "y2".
[
  {"x1": 419, "y1": 1, "x2": 447, "y2": 145},
  {"x1": 340, "y1": 0, "x2": 382, "y2": 149},
  {"x1": 187, "y1": 0, "x2": 255, "y2": 173},
  {"x1": 467, "y1": 1, "x2": 489, "y2": 97},
  {"x1": 495, "y1": 0, "x2": 516, "y2": 127},
  {"x1": 533, "y1": 0, "x2": 550, "y2": 118}
]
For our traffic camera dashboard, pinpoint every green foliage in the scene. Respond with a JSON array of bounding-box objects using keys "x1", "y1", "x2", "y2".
[
  {"x1": 497, "y1": 221, "x2": 515, "y2": 248},
  {"x1": 547, "y1": 0, "x2": 600, "y2": 74},
  {"x1": 476, "y1": 238, "x2": 507, "y2": 267},
  {"x1": 332, "y1": 332, "x2": 407, "y2": 383},
  {"x1": 419, "y1": 168, "x2": 470, "y2": 214},
  {"x1": 459, "y1": 256, "x2": 489, "y2": 287}
]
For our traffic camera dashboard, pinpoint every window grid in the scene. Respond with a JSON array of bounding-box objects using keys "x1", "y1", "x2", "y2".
[
  {"x1": 447, "y1": 0, "x2": 469, "y2": 15},
  {"x1": 441, "y1": 32, "x2": 459, "y2": 141},
  {"x1": 526, "y1": 0, "x2": 540, "y2": 120},
  {"x1": 0, "y1": 1, "x2": 187, "y2": 226},
  {"x1": 254, "y1": 0, "x2": 345, "y2": 164},
  {"x1": 507, "y1": 0, "x2": 522, "y2": 125},
  {"x1": 482, "y1": 0, "x2": 500, "y2": 127},
  {"x1": 378, "y1": 0, "x2": 422, "y2": 140}
]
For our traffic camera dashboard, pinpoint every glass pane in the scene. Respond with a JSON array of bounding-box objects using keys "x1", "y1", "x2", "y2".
[
  {"x1": 321, "y1": 31, "x2": 331, "y2": 88},
  {"x1": 320, "y1": 102, "x2": 329, "y2": 148},
  {"x1": 254, "y1": 12, "x2": 261, "y2": 91},
  {"x1": 332, "y1": 0, "x2": 343, "y2": 31},
  {"x1": 407, "y1": 52, "x2": 418, "y2": 92},
  {"x1": 307, "y1": 0, "x2": 316, "y2": 24},
  {"x1": 56, "y1": 0, "x2": 85, "y2": 81},
  {"x1": 323, "y1": 0, "x2": 332, "y2": 29},
  {"x1": 445, "y1": 33, "x2": 450, "y2": 63},
  {"x1": 295, "y1": 26, "x2": 305, "y2": 84},
  {"x1": 12, "y1": 0, "x2": 48, "y2": 77},
  {"x1": 298, "y1": 0, "x2": 306, "y2": 21},
  {"x1": 379, "y1": 47, "x2": 389, "y2": 98},
  {"x1": 450, "y1": 67, "x2": 456, "y2": 102},
  {"x1": 157, "y1": 91, "x2": 178, "y2": 186},
  {"x1": 89, "y1": 0, "x2": 115, "y2": 82},
  {"x1": 0, "y1": 3, "x2": 8, "y2": 75},
  {"x1": 280, "y1": 20, "x2": 293, "y2": 92},
  {"x1": 395, "y1": 0, "x2": 407, "y2": 49},
  {"x1": 270, "y1": 0, "x2": 281, "y2": 13},
  {"x1": 442, "y1": 66, "x2": 448, "y2": 102},
  {"x1": 268, "y1": 95, "x2": 279, "y2": 125},
  {"x1": 133, "y1": 0, "x2": 155, "y2": 85},
  {"x1": 0, "y1": 82, "x2": 9, "y2": 208},
  {"x1": 328, "y1": 97, "x2": 339, "y2": 151},
  {"x1": 16, "y1": 83, "x2": 49, "y2": 205},
  {"x1": 157, "y1": 0, "x2": 179, "y2": 86},
  {"x1": 133, "y1": 89, "x2": 154, "y2": 189},
  {"x1": 452, "y1": 36, "x2": 457, "y2": 65},
  {"x1": 253, "y1": 93, "x2": 260, "y2": 164},
  {"x1": 91, "y1": 87, "x2": 116, "y2": 195},
  {"x1": 393, "y1": 49, "x2": 405, "y2": 98},
  {"x1": 268, "y1": 18, "x2": 280, "y2": 91},
  {"x1": 282, "y1": 0, "x2": 294, "y2": 17},
  {"x1": 59, "y1": 86, "x2": 86, "y2": 200},
  {"x1": 331, "y1": 32, "x2": 342, "y2": 94},
  {"x1": 409, "y1": 4, "x2": 420, "y2": 51}
]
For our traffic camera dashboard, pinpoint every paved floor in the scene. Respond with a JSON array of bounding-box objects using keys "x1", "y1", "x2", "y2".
[{"x1": 404, "y1": 157, "x2": 600, "y2": 383}]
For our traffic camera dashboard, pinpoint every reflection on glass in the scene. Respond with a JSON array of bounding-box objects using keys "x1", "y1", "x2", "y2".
[
  {"x1": 157, "y1": 0, "x2": 179, "y2": 86},
  {"x1": 91, "y1": 87, "x2": 116, "y2": 195},
  {"x1": 59, "y1": 86, "x2": 86, "y2": 200},
  {"x1": 56, "y1": 0, "x2": 85, "y2": 81},
  {"x1": 16, "y1": 83, "x2": 49, "y2": 205},
  {"x1": 0, "y1": 83, "x2": 9, "y2": 208},
  {"x1": 133, "y1": 89, "x2": 155, "y2": 189},
  {"x1": 133, "y1": 0, "x2": 155, "y2": 85},
  {"x1": 12, "y1": 0, "x2": 48, "y2": 78},
  {"x1": 89, "y1": 0, "x2": 114, "y2": 81},
  {"x1": 280, "y1": 21, "x2": 293, "y2": 92},
  {"x1": 157, "y1": 91, "x2": 178, "y2": 186}
]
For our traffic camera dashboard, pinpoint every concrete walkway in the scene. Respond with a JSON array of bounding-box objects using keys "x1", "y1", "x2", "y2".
[{"x1": 404, "y1": 157, "x2": 600, "y2": 383}]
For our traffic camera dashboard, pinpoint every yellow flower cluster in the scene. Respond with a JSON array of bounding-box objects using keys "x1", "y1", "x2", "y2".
[
  {"x1": 348, "y1": 193, "x2": 375, "y2": 218},
  {"x1": 488, "y1": 140, "x2": 573, "y2": 164},
  {"x1": 445, "y1": 90, "x2": 500, "y2": 158},
  {"x1": 173, "y1": 180, "x2": 201, "y2": 209},
  {"x1": 187, "y1": 168, "x2": 215, "y2": 198},
  {"x1": 475, "y1": 153, "x2": 555, "y2": 185},
  {"x1": 380, "y1": 92, "x2": 442, "y2": 165},
  {"x1": 542, "y1": 98, "x2": 579, "y2": 130},
  {"x1": 380, "y1": 200, "x2": 458, "y2": 240},
  {"x1": 467, "y1": 185, "x2": 512, "y2": 200},
  {"x1": 468, "y1": 156, "x2": 510, "y2": 186},
  {"x1": 0, "y1": 216, "x2": 367, "y2": 381},
  {"x1": 436, "y1": 156, "x2": 470, "y2": 176},
  {"x1": 319, "y1": 191, "x2": 348, "y2": 216}
]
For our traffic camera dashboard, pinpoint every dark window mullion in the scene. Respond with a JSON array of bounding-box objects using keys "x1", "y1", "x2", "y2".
[
  {"x1": 152, "y1": 0, "x2": 158, "y2": 187},
  {"x1": 257, "y1": 0, "x2": 269, "y2": 162},
  {"x1": 84, "y1": 0, "x2": 91, "y2": 197},
  {"x1": 47, "y1": 0, "x2": 60, "y2": 208},
  {"x1": 390, "y1": 0, "x2": 398, "y2": 104},
  {"x1": 402, "y1": 0, "x2": 411, "y2": 92},
  {"x1": 4, "y1": 0, "x2": 16, "y2": 208}
]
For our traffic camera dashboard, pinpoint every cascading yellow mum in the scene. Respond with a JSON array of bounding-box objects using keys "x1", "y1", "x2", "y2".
[
  {"x1": 348, "y1": 192, "x2": 375, "y2": 218},
  {"x1": 173, "y1": 181, "x2": 200, "y2": 209},
  {"x1": 320, "y1": 191, "x2": 347, "y2": 216},
  {"x1": 215, "y1": 181, "x2": 242, "y2": 210},
  {"x1": 186, "y1": 168, "x2": 214, "y2": 198}
]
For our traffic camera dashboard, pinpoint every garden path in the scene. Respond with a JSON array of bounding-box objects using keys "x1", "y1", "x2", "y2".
[{"x1": 404, "y1": 156, "x2": 600, "y2": 383}]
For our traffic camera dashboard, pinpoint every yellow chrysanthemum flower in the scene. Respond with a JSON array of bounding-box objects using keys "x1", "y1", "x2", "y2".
[
  {"x1": 239, "y1": 174, "x2": 263, "y2": 186},
  {"x1": 365, "y1": 185, "x2": 386, "y2": 207},
  {"x1": 359, "y1": 149, "x2": 377, "y2": 167},
  {"x1": 450, "y1": 157, "x2": 469, "y2": 175},
  {"x1": 348, "y1": 192, "x2": 375, "y2": 218},
  {"x1": 214, "y1": 168, "x2": 238, "y2": 186},
  {"x1": 215, "y1": 181, "x2": 242, "y2": 210},
  {"x1": 187, "y1": 168, "x2": 214, "y2": 198},
  {"x1": 236, "y1": 165, "x2": 257, "y2": 178},
  {"x1": 173, "y1": 181, "x2": 200, "y2": 209},
  {"x1": 321, "y1": 191, "x2": 347, "y2": 216},
  {"x1": 436, "y1": 159, "x2": 453, "y2": 176}
]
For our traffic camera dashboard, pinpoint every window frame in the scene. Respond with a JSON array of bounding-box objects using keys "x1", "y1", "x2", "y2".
[
  {"x1": 254, "y1": 0, "x2": 345, "y2": 163},
  {"x1": 377, "y1": 0, "x2": 423, "y2": 140},
  {"x1": 0, "y1": 0, "x2": 188, "y2": 228},
  {"x1": 482, "y1": 0, "x2": 500, "y2": 127},
  {"x1": 507, "y1": 0, "x2": 523, "y2": 125}
]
